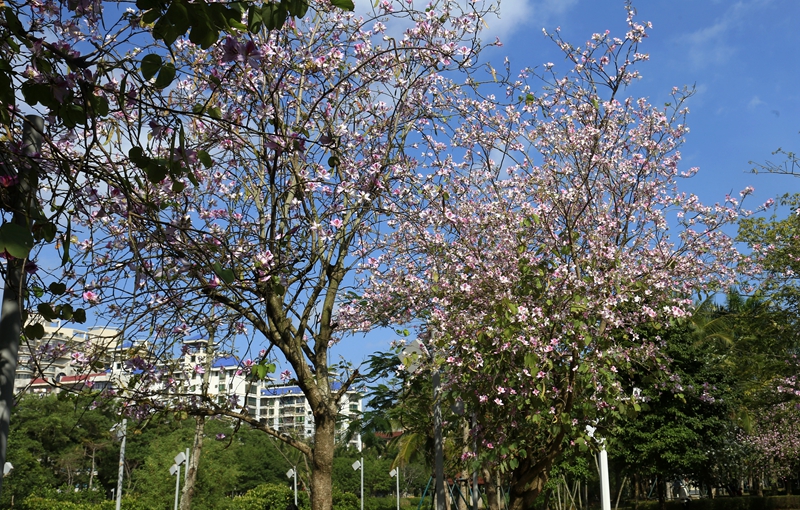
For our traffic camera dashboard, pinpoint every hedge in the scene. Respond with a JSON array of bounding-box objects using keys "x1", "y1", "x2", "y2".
[{"x1": 623, "y1": 495, "x2": 800, "y2": 510}]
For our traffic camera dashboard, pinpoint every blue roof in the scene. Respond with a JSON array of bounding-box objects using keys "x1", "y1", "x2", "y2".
[
  {"x1": 261, "y1": 386, "x2": 302, "y2": 396},
  {"x1": 212, "y1": 356, "x2": 239, "y2": 368},
  {"x1": 260, "y1": 382, "x2": 344, "y2": 396}
]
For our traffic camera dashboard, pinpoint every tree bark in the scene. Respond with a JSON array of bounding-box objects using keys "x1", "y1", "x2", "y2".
[
  {"x1": 180, "y1": 415, "x2": 205, "y2": 510},
  {"x1": 482, "y1": 468, "x2": 501, "y2": 510},
  {"x1": 507, "y1": 454, "x2": 556, "y2": 510},
  {"x1": 656, "y1": 477, "x2": 665, "y2": 510},
  {"x1": 310, "y1": 405, "x2": 336, "y2": 510}
]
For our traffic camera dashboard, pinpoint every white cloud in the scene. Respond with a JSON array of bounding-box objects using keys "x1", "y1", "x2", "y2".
[
  {"x1": 482, "y1": 0, "x2": 578, "y2": 41},
  {"x1": 680, "y1": 0, "x2": 772, "y2": 69},
  {"x1": 747, "y1": 95, "x2": 765, "y2": 110}
]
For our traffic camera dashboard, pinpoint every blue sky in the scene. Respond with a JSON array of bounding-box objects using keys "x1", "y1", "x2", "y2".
[
  {"x1": 483, "y1": 0, "x2": 800, "y2": 207},
  {"x1": 22, "y1": 1, "x2": 798, "y2": 373},
  {"x1": 333, "y1": 0, "x2": 800, "y2": 366}
]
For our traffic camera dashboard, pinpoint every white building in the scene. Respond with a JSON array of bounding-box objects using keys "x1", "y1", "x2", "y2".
[{"x1": 15, "y1": 322, "x2": 362, "y2": 445}]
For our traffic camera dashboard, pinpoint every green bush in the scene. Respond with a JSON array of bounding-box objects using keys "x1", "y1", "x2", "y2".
[
  {"x1": 228, "y1": 483, "x2": 310, "y2": 510},
  {"x1": 621, "y1": 495, "x2": 800, "y2": 510},
  {"x1": 18, "y1": 495, "x2": 150, "y2": 510}
]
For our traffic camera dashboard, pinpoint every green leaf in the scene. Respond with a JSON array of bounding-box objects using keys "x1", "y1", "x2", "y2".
[
  {"x1": 37, "y1": 303, "x2": 58, "y2": 321},
  {"x1": 207, "y1": 107, "x2": 222, "y2": 119},
  {"x1": 72, "y1": 308, "x2": 87, "y2": 323},
  {"x1": 197, "y1": 150, "x2": 213, "y2": 168},
  {"x1": 49, "y1": 282, "x2": 67, "y2": 295},
  {"x1": 20, "y1": 82, "x2": 52, "y2": 108},
  {"x1": 247, "y1": 4, "x2": 263, "y2": 32},
  {"x1": 145, "y1": 162, "x2": 168, "y2": 183},
  {"x1": 90, "y1": 94, "x2": 109, "y2": 117},
  {"x1": 189, "y1": 24, "x2": 218, "y2": 49},
  {"x1": 33, "y1": 221, "x2": 57, "y2": 243},
  {"x1": 24, "y1": 323, "x2": 45, "y2": 339},
  {"x1": 330, "y1": 0, "x2": 355, "y2": 10},
  {"x1": 141, "y1": 8, "x2": 161, "y2": 24},
  {"x1": 140, "y1": 54, "x2": 163, "y2": 81},
  {"x1": 3, "y1": 7, "x2": 25, "y2": 37},
  {"x1": 59, "y1": 304, "x2": 74, "y2": 320},
  {"x1": 129, "y1": 146, "x2": 148, "y2": 167},
  {"x1": 262, "y1": 2, "x2": 288, "y2": 30},
  {"x1": 284, "y1": 0, "x2": 309, "y2": 18},
  {"x1": 153, "y1": 62, "x2": 176, "y2": 89},
  {"x1": 212, "y1": 262, "x2": 235, "y2": 284},
  {"x1": 61, "y1": 221, "x2": 71, "y2": 266},
  {"x1": 0, "y1": 222, "x2": 34, "y2": 258}
]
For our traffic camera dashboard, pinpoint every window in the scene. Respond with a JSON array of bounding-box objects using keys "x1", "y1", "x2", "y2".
[
  {"x1": 269, "y1": 409, "x2": 274, "y2": 416},
  {"x1": 349, "y1": 404, "x2": 359, "y2": 412},
  {"x1": 247, "y1": 397, "x2": 257, "y2": 407}
]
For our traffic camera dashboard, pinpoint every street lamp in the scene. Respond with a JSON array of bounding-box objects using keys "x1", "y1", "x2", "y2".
[
  {"x1": 170, "y1": 451, "x2": 187, "y2": 510},
  {"x1": 3, "y1": 462, "x2": 12, "y2": 476},
  {"x1": 286, "y1": 467, "x2": 298, "y2": 507},
  {"x1": 389, "y1": 468, "x2": 400, "y2": 510},
  {"x1": 110, "y1": 419, "x2": 127, "y2": 510},
  {"x1": 586, "y1": 425, "x2": 610, "y2": 510},
  {"x1": 352, "y1": 458, "x2": 364, "y2": 510}
]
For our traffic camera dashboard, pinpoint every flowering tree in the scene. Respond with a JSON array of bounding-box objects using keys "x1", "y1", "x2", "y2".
[
  {"x1": 339, "y1": 9, "x2": 755, "y2": 509},
  {"x1": 58, "y1": 1, "x2": 497, "y2": 509}
]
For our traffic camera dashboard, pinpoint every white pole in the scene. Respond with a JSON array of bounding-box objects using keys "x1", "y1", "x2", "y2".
[
  {"x1": 115, "y1": 419, "x2": 126, "y2": 510},
  {"x1": 396, "y1": 469, "x2": 400, "y2": 510},
  {"x1": 600, "y1": 446, "x2": 611, "y2": 510},
  {"x1": 293, "y1": 468, "x2": 298, "y2": 507},
  {"x1": 174, "y1": 465, "x2": 181, "y2": 510}
]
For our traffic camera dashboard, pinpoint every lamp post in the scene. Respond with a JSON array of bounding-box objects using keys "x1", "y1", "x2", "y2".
[
  {"x1": 170, "y1": 451, "x2": 187, "y2": 510},
  {"x1": 389, "y1": 468, "x2": 400, "y2": 510},
  {"x1": 286, "y1": 467, "x2": 298, "y2": 507},
  {"x1": 352, "y1": 458, "x2": 364, "y2": 510},
  {"x1": 110, "y1": 419, "x2": 127, "y2": 510},
  {"x1": 586, "y1": 425, "x2": 610, "y2": 510}
]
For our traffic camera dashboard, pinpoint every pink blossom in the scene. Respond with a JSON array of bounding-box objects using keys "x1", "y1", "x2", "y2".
[{"x1": 82, "y1": 290, "x2": 100, "y2": 304}]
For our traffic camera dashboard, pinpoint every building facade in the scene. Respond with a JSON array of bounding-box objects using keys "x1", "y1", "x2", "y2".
[{"x1": 15, "y1": 320, "x2": 362, "y2": 445}]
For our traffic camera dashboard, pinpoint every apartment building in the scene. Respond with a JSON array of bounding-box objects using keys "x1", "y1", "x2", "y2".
[{"x1": 15, "y1": 321, "x2": 362, "y2": 445}]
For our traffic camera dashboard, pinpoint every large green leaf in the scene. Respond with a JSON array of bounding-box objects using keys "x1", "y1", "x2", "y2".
[
  {"x1": 140, "y1": 54, "x2": 163, "y2": 81},
  {"x1": 153, "y1": 62, "x2": 176, "y2": 89},
  {"x1": 330, "y1": 0, "x2": 355, "y2": 10},
  {"x1": 0, "y1": 222, "x2": 34, "y2": 258}
]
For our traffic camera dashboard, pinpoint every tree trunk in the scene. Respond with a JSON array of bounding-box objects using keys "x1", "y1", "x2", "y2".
[
  {"x1": 482, "y1": 468, "x2": 501, "y2": 510},
  {"x1": 310, "y1": 406, "x2": 336, "y2": 510},
  {"x1": 657, "y1": 477, "x2": 666, "y2": 510},
  {"x1": 507, "y1": 456, "x2": 552, "y2": 510},
  {"x1": 753, "y1": 472, "x2": 762, "y2": 497},
  {"x1": 88, "y1": 446, "x2": 96, "y2": 490},
  {"x1": 180, "y1": 415, "x2": 205, "y2": 510}
]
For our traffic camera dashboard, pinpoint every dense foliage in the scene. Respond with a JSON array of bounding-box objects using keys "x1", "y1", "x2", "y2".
[{"x1": 4, "y1": 394, "x2": 426, "y2": 510}]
